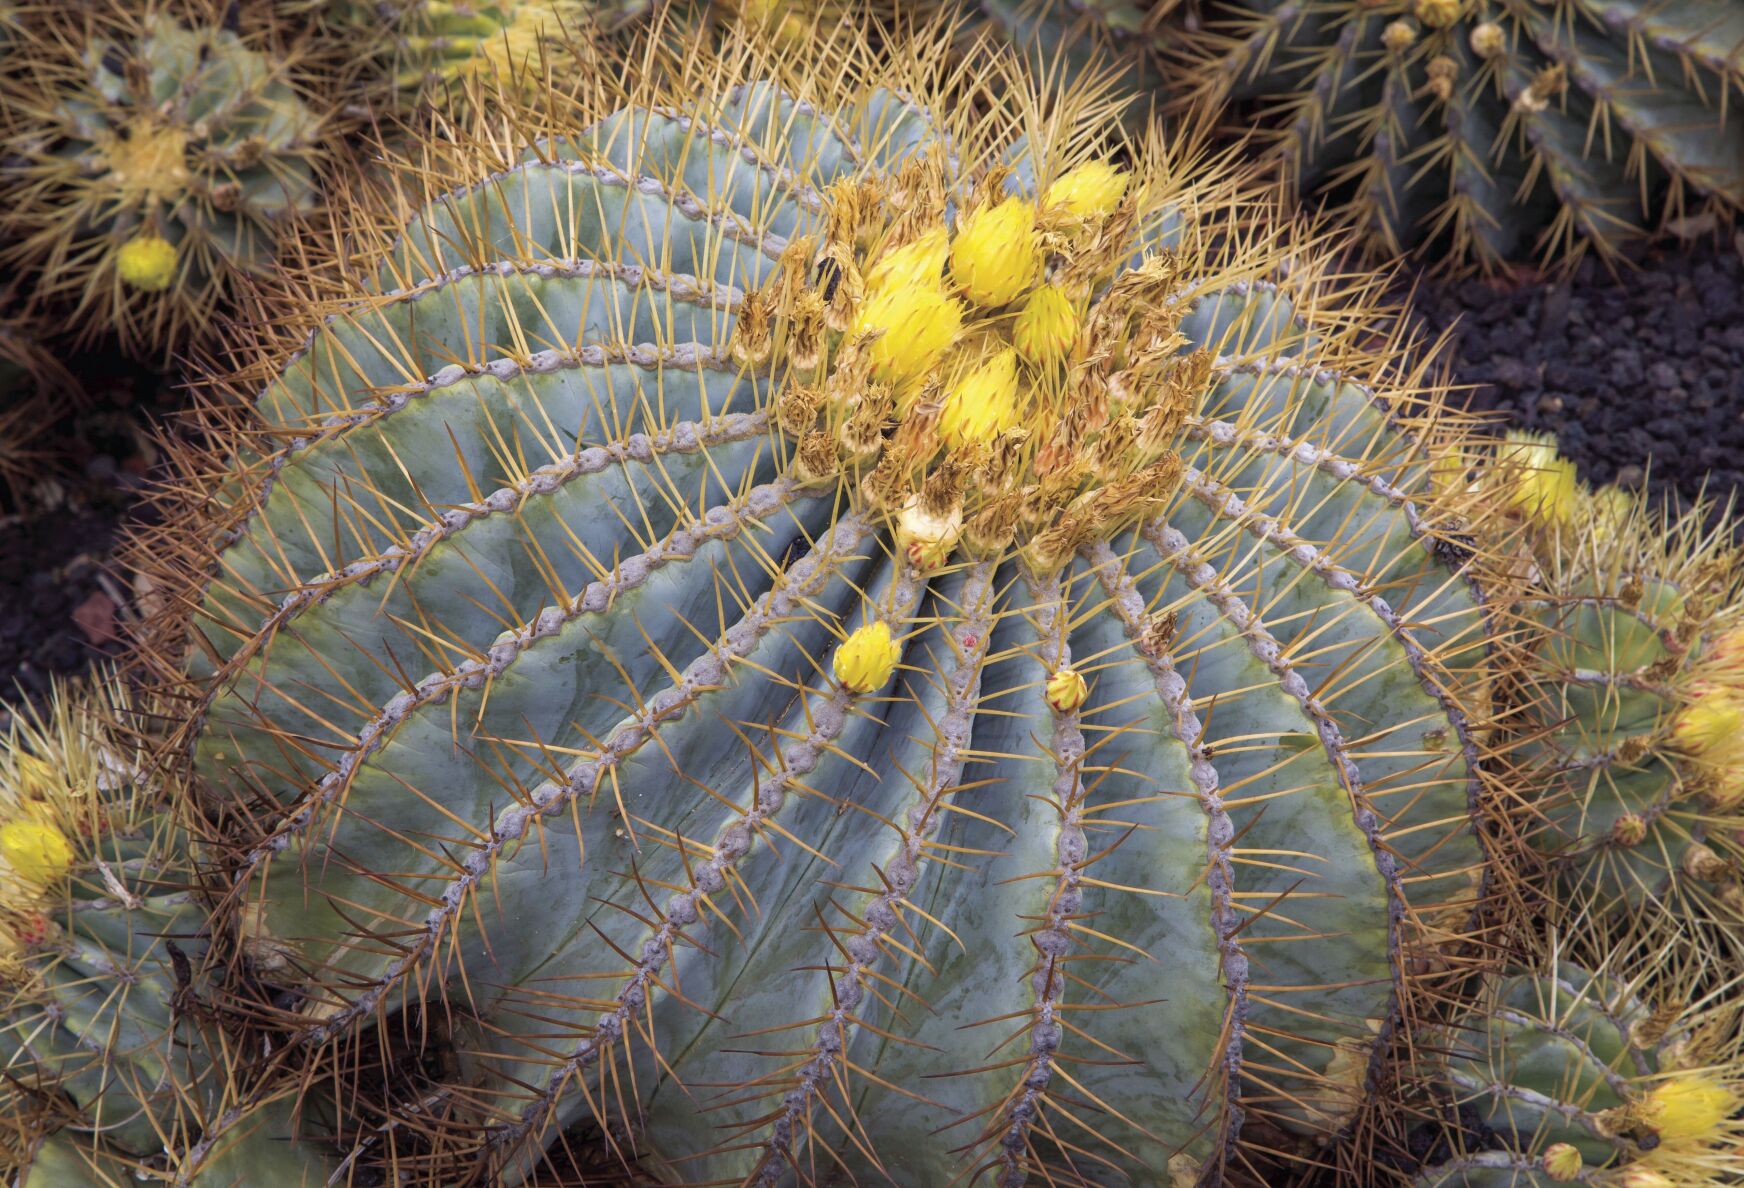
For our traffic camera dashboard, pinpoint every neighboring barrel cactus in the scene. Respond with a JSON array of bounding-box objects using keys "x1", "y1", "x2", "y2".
[
  {"x1": 1175, "y1": 0, "x2": 1744, "y2": 270},
  {"x1": 139, "y1": 23, "x2": 1512, "y2": 1184},
  {"x1": 975, "y1": 0, "x2": 1174, "y2": 101},
  {"x1": 1476, "y1": 437, "x2": 1744, "y2": 935},
  {"x1": 0, "y1": 675, "x2": 338, "y2": 1186},
  {"x1": 1417, "y1": 956, "x2": 1743, "y2": 1186},
  {"x1": 0, "y1": 3, "x2": 328, "y2": 357}
]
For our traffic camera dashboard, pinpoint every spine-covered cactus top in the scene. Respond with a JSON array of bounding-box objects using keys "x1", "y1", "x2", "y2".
[
  {"x1": 0, "y1": 1, "x2": 328, "y2": 357},
  {"x1": 1175, "y1": 0, "x2": 1744, "y2": 269},
  {"x1": 148, "y1": 25, "x2": 1507, "y2": 1186}
]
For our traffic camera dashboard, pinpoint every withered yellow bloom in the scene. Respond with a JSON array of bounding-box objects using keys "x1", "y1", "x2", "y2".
[
  {"x1": 1045, "y1": 161, "x2": 1129, "y2": 220},
  {"x1": 854, "y1": 280, "x2": 964, "y2": 384},
  {"x1": 0, "y1": 820, "x2": 75, "y2": 886},
  {"x1": 950, "y1": 198, "x2": 1038, "y2": 307},
  {"x1": 866, "y1": 228, "x2": 948, "y2": 295},
  {"x1": 116, "y1": 233, "x2": 177, "y2": 292},
  {"x1": 1382, "y1": 19, "x2": 1418, "y2": 51},
  {"x1": 1013, "y1": 284, "x2": 1080, "y2": 366},
  {"x1": 833, "y1": 621, "x2": 901, "y2": 693},
  {"x1": 1469, "y1": 21, "x2": 1506, "y2": 58},
  {"x1": 938, "y1": 349, "x2": 1023, "y2": 448},
  {"x1": 1640, "y1": 1074, "x2": 1739, "y2": 1140},
  {"x1": 1045, "y1": 668, "x2": 1088, "y2": 713}
]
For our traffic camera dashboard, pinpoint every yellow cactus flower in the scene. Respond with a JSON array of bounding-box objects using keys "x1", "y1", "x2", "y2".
[
  {"x1": 0, "y1": 820, "x2": 74, "y2": 886},
  {"x1": 1540, "y1": 1143, "x2": 1582, "y2": 1181},
  {"x1": 1640, "y1": 1075, "x2": 1739, "y2": 1141},
  {"x1": 1675, "y1": 686, "x2": 1744, "y2": 758},
  {"x1": 951, "y1": 198, "x2": 1039, "y2": 307},
  {"x1": 1044, "y1": 161, "x2": 1129, "y2": 220},
  {"x1": 1469, "y1": 21, "x2": 1506, "y2": 59},
  {"x1": 1616, "y1": 1171, "x2": 1673, "y2": 1188},
  {"x1": 1013, "y1": 284, "x2": 1081, "y2": 366},
  {"x1": 1498, "y1": 433, "x2": 1578, "y2": 525},
  {"x1": 116, "y1": 233, "x2": 177, "y2": 292},
  {"x1": 854, "y1": 280, "x2": 964, "y2": 385},
  {"x1": 833, "y1": 620, "x2": 901, "y2": 693},
  {"x1": 938, "y1": 349, "x2": 1024, "y2": 448},
  {"x1": 1382, "y1": 19, "x2": 1418, "y2": 52},
  {"x1": 866, "y1": 227, "x2": 949, "y2": 295},
  {"x1": 1045, "y1": 668, "x2": 1088, "y2": 714},
  {"x1": 1413, "y1": 0, "x2": 1462, "y2": 28}
]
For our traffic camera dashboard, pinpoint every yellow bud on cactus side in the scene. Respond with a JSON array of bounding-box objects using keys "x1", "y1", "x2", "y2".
[
  {"x1": 1045, "y1": 668, "x2": 1088, "y2": 714},
  {"x1": 1045, "y1": 161, "x2": 1129, "y2": 220},
  {"x1": 1675, "y1": 686, "x2": 1744, "y2": 759},
  {"x1": 939, "y1": 349, "x2": 1023, "y2": 447},
  {"x1": 1499, "y1": 433, "x2": 1578, "y2": 525},
  {"x1": 1540, "y1": 1143, "x2": 1582, "y2": 1181},
  {"x1": 833, "y1": 621, "x2": 901, "y2": 693},
  {"x1": 1641, "y1": 1075, "x2": 1739, "y2": 1141},
  {"x1": 1413, "y1": 0, "x2": 1462, "y2": 28},
  {"x1": 1470, "y1": 21, "x2": 1506, "y2": 58},
  {"x1": 951, "y1": 198, "x2": 1039, "y2": 307},
  {"x1": 0, "y1": 821, "x2": 74, "y2": 887},
  {"x1": 866, "y1": 228, "x2": 949, "y2": 296},
  {"x1": 1014, "y1": 284, "x2": 1081, "y2": 366},
  {"x1": 1382, "y1": 19, "x2": 1418, "y2": 51},
  {"x1": 1617, "y1": 1172, "x2": 1674, "y2": 1188},
  {"x1": 116, "y1": 233, "x2": 178, "y2": 292},
  {"x1": 854, "y1": 280, "x2": 964, "y2": 384}
]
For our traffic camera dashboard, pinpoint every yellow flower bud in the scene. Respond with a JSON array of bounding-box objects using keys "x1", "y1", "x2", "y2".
[
  {"x1": 0, "y1": 821, "x2": 74, "y2": 887},
  {"x1": 1498, "y1": 433, "x2": 1578, "y2": 525},
  {"x1": 1013, "y1": 284, "x2": 1081, "y2": 366},
  {"x1": 833, "y1": 621, "x2": 901, "y2": 693},
  {"x1": 1617, "y1": 1171, "x2": 1674, "y2": 1188},
  {"x1": 1675, "y1": 687, "x2": 1744, "y2": 759},
  {"x1": 1641, "y1": 1074, "x2": 1739, "y2": 1141},
  {"x1": 1540, "y1": 1143, "x2": 1582, "y2": 1181},
  {"x1": 1045, "y1": 668, "x2": 1088, "y2": 714},
  {"x1": 939, "y1": 349, "x2": 1024, "y2": 448},
  {"x1": 950, "y1": 198, "x2": 1039, "y2": 307},
  {"x1": 853, "y1": 280, "x2": 964, "y2": 385},
  {"x1": 116, "y1": 233, "x2": 177, "y2": 292},
  {"x1": 1044, "y1": 161, "x2": 1129, "y2": 220},
  {"x1": 866, "y1": 228, "x2": 949, "y2": 296},
  {"x1": 1382, "y1": 19, "x2": 1418, "y2": 52},
  {"x1": 1469, "y1": 20, "x2": 1505, "y2": 58},
  {"x1": 1413, "y1": 0, "x2": 1462, "y2": 28}
]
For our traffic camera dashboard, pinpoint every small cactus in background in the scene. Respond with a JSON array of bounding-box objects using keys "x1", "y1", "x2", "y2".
[
  {"x1": 0, "y1": 2, "x2": 330, "y2": 358},
  {"x1": 1175, "y1": 0, "x2": 1744, "y2": 270},
  {"x1": 0, "y1": 674, "x2": 338, "y2": 1185},
  {"x1": 1416, "y1": 946, "x2": 1744, "y2": 1186},
  {"x1": 131, "y1": 20, "x2": 1511, "y2": 1184},
  {"x1": 1476, "y1": 437, "x2": 1744, "y2": 943}
]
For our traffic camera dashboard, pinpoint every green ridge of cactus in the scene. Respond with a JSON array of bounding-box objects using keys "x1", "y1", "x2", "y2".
[
  {"x1": 1474, "y1": 440, "x2": 1744, "y2": 933},
  {"x1": 1416, "y1": 956, "x2": 1744, "y2": 1187},
  {"x1": 146, "y1": 24, "x2": 1509, "y2": 1186},
  {"x1": 0, "y1": 675, "x2": 340, "y2": 1186},
  {"x1": 0, "y1": 3, "x2": 329, "y2": 358},
  {"x1": 1174, "y1": 0, "x2": 1744, "y2": 271}
]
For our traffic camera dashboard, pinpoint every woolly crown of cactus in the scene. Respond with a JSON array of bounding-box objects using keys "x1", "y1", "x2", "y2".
[
  {"x1": 136, "y1": 21, "x2": 1509, "y2": 1186},
  {"x1": 0, "y1": 1, "x2": 328, "y2": 357},
  {"x1": 1173, "y1": 0, "x2": 1744, "y2": 270}
]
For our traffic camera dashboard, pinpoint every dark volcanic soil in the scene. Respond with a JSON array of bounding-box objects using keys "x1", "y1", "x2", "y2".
[{"x1": 1407, "y1": 233, "x2": 1744, "y2": 527}]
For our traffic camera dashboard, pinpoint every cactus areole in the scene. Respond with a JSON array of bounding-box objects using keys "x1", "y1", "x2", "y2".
[{"x1": 183, "y1": 53, "x2": 1495, "y2": 1185}]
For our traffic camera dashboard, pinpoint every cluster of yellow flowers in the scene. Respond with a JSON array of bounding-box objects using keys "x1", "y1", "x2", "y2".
[{"x1": 1675, "y1": 623, "x2": 1744, "y2": 808}]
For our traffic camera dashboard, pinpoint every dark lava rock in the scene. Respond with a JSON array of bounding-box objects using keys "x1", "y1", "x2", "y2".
[{"x1": 1408, "y1": 236, "x2": 1744, "y2": 531}]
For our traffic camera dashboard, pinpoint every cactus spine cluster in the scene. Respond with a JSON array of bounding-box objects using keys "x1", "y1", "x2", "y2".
[
  {"x1": 122, "y1": 24, "x2": 1518, "y2": 1184},
  {"x1": 1175, "y1": 0, "x2": 1744, "y2": 268},
  {"x1": 0, "y1": 2, "x2": 328, "y2": 356}
]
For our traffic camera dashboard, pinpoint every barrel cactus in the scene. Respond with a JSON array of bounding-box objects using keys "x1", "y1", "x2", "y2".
[
  {"x1": 153, "y1": 27, "x2": 1505, "y2": 1183},
  {"x1": 1472, "y1": 437, "x2": 1744, "y2": 944},
  {"x1": 1416, "y1": 952, "x2": 1744, "y2": 1187},
  {"x1": 0, "y1": 675, "x2": 339, "y2": 1185},
  {"x1": 0, "y1": 3, "x2": 329, "y2": 357},
  {"x1": 1175, "y1": 0, "x2": 1744, "y2": 270}
]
